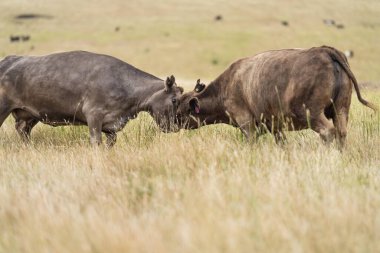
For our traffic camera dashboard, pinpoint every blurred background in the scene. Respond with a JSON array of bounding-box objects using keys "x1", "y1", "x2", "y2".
[{"x1": 1, "y1": 0, "x2": 379, "y2": 87}]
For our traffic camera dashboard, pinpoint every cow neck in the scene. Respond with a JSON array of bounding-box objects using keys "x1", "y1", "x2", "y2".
[
  {"x1": 135, "y1": 79, "x2": 165, "y2": 114},
  {"x1": 195, "y1": 79, "x2": 229, "y2": 125}
]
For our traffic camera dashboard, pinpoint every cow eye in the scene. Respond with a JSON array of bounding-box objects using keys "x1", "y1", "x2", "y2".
[{"x1": 172, "y1": 98, "x2": 177, "y2": 104}]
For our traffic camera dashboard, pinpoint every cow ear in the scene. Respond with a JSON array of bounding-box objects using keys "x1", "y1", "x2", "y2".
[
  {"x1": 170, "y1": 75, "x2": 175, "y2": 84},
  {"x1": 194, "y1": 79, "x2": 206, "y2": 93},
  {"x1": 165, "y1": 75, "x2": 175, "y2": 91},
  {"x1": 189, "y1": 97, "x2": 200, "y2": 114}
]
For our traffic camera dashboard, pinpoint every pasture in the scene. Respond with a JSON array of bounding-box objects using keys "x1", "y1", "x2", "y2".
[{"x1": 0, "y1": 0, "x2": 379, "y2": 252}]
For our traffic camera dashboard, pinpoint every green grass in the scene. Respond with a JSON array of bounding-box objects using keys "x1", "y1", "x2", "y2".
[{"x1": 1, "y1": 0, "x2": 380, "y2": 82}]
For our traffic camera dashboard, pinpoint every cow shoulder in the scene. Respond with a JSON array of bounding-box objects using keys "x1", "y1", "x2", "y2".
[{"x1": 0, "y1": 55, "x2": 23, "y2": 73}]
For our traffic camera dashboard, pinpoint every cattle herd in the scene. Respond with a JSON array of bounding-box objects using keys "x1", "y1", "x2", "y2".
[{"x1": 0, "y1": 46, "x2": 377, "y2": 149}]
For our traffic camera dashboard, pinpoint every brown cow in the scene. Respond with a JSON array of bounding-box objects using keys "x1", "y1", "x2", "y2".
[{"x1": 176, "y1": 46, "x2": 377, "y2": 148}]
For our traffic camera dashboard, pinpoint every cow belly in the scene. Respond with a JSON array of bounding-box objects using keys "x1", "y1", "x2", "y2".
[
  {"x1": 12, "y1": 106, "x2": 87, "y2": 127},
  {"x1": 38, "y1": 109, "x2": 87, "y2": 126}
]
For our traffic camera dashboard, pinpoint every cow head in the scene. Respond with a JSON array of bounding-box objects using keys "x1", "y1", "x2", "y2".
[
  {"x1": 176, "y1": 79, "x2": 206, "y2": 129},
  {"x1": 148, "y1": 75, "x2": 184, "y2": 132}
]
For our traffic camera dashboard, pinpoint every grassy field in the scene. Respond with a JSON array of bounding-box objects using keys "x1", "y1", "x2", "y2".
[
  {"x1": 1, "y1": 0, "x2": 380, "y2": 252},
  {"x1": 1, "y1": 0, "x2": 380, "y2": 82}
]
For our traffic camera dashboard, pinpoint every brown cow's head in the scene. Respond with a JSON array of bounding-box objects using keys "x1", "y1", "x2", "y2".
[
  {"x1": 148, "y1": 75, "x2": 184, "y2": 132},
  {"x1": 176, "y1": 79, "x2": 206, "y2": 129}
]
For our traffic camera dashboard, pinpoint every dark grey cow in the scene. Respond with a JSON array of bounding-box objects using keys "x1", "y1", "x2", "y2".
[{"x1": 0, "y1": 51, "x2": 183, "y2": 146}]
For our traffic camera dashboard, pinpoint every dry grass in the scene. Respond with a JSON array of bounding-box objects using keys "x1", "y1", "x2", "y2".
[
  {"x1": 0, "y1": 93, "x2": 379, "y2": 253},
  {"x1": 1, "y1": 0, "x2": 380, "y2": 252}
]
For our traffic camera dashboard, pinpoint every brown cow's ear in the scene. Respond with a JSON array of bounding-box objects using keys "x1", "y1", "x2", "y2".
[
  {"x1": 189, "y1": 97, "x2": 200, "y2": 114},
  {"x1": 194, "y1": 79, "x2": 206, "y2": 93},
  {"x1": 165, "y1": 75, "x2": 176, "y2": 91}
]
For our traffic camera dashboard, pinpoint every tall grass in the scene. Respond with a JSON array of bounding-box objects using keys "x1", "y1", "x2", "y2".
[
  {"x1": 0, "y1": 92, "x2": 379, "y2": 253},
  {"x1": 1, "y1": 0, "x2": 380, "y2": 251}
]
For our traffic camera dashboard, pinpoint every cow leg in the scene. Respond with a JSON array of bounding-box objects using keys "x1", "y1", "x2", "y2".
[
  {"x1": 86, "y1": 116, "x2": 103, "y2": 146},
  {"x1": 0, "y1": 111, "x2": 11, "y2": 128},
  {"x1": 236, "y1": 118, "x2": 261, "y2": 142},
  {"x1": 333, "y1": 110, "x2": 349, "y2": 150},
  {"x1": 0, "y1": 100, "x2": 12, "y2": 128},
  {"x1": 264, "y1": 118, "x2": 287, "y2": 145},
  {"x1": 239, "y1": 124, "x2": 262, "y2": 142},
  {"x1": 15, "y1": 118, "x2": 38, "y2": 142},
  {"x1": 274, "y1": 130, "x2": 287, "y2": 145},
  {"x1": 331, "y1": 78, "x2": 351, "y2": 150},
  {"x1": 104, "y1": 131, "x2": 117, "y2": 148},
  {"x1": 311, "y1": 112, "x2": 336, "y2": 145}
]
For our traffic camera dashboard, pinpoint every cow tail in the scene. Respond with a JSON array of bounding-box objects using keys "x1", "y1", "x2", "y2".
[{"x1": 322, "y1": 45, "x2": 378, "y2": 112}]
